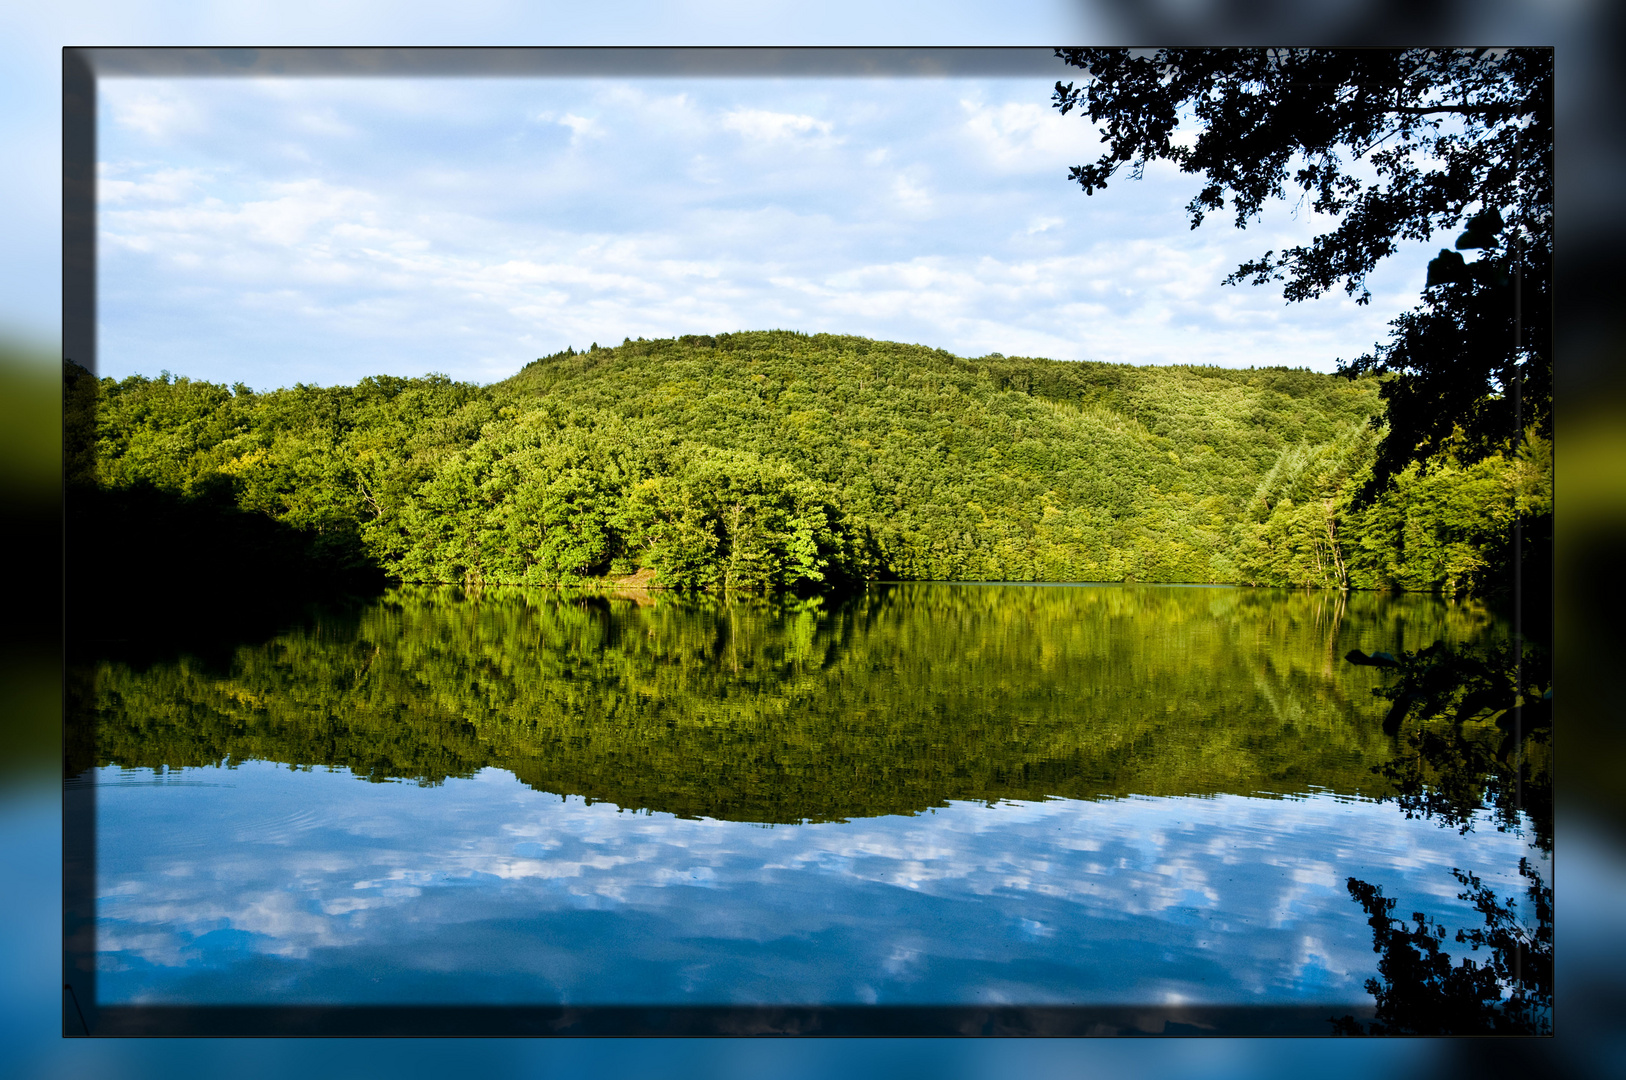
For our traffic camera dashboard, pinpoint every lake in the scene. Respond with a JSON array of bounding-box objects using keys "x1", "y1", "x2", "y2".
[{"x1": 66, "y1": 583, "x2": 1549, "y2": 1035}]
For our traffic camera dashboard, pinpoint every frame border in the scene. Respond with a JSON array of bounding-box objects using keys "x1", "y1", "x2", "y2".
[{"x1": 61, "y1": 45, "x2": 1540, "y2": 1040}]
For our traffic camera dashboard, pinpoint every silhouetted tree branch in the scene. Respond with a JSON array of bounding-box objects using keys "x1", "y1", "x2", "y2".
[{"x1": 1053, "y1": 48, "x2": 1551, "y2": 502}]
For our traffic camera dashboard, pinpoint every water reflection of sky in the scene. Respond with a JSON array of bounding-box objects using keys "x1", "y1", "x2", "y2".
[{"x1": 95, "y1": 762, "x2": 1539, "y2": 1008}]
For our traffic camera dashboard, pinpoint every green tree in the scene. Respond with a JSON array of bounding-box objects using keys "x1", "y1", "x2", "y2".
[
  {"x1": 1233, "y1": 423, "x2": 1378, "y2": 589},
  {"x1": 82, "y1": 330, "x2": 1530, "y2": 596},
  {"x1": 619, "y1": 450, "x2": 847, "y2": 592},
  {"x1": 1052, "y1": 48, "x2": 1551, "y2": 500}
]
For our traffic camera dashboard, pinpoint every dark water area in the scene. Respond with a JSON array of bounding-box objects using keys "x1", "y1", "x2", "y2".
[{"x1": 69, "y1": 583, "x2": 1549, "y2": 1033}]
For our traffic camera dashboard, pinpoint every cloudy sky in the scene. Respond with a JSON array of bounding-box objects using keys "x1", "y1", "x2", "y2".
[
  {"x1": 96, "y1": 62, "x2": 1440, "y2": 391},
  {"x1": 97, "y1": 760, "x2": 1537, "y2": 1007}
]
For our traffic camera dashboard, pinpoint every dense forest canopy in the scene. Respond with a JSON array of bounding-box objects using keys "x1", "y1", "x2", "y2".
[{"x1": 67, "y1": 330, "x2": 1549, "y2": 597}]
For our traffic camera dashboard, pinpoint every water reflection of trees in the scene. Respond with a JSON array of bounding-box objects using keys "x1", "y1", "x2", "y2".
[
  {"x1": 77, "y1": 584, "x2": 1491, "y2": 824},
  {"x1": 1335, "y1": 858, "x2": 1551, "y2": 1036},
  {"x1": 1336, "y1": 641, "x2": 1552, "y2": 1036}
]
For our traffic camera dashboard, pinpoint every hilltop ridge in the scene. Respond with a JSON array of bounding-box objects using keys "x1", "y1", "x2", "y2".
[
  {"x1": 488, "y1": 330, "x2": 1387, "y2": 586},
  {"x1": 72, "y1": 330, "x2": 1544, "y2": 597}
]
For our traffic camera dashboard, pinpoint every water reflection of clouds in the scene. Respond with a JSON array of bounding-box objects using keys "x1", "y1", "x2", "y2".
[{"x1": 96, "y1": 762, "x2": 1537, "y2": 1006}]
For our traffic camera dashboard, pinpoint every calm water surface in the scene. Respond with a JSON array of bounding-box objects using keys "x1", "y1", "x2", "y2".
[{"x1": 79, "y1": 583, "x2": 1545, "y2": 1013}]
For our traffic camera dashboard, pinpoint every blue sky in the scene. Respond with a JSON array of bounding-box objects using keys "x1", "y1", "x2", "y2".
[
  {"x1": 94, "y1": 65, "x2": 1437, "y2": 390},
  {"x1": 96, "y1": 761, "x2": 1537, "y2": 1007}
]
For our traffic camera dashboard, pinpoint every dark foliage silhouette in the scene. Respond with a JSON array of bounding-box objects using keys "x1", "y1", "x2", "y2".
[
  {"x1": 1333, "y1": 857, "x2": 1551, "y2": 1035},
  {"x1": 1335, "y1": 640, "x2": 1551, "y2": 1034},
  {"x1": 1053, "y1": 48, "x2": 1551, "y2": 504}
]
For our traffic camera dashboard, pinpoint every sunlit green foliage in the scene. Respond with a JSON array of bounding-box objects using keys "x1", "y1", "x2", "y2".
[
  {"x1": 1233, "y1": 425, "x2": 1550, "y2": 595},
  {"x1": 80, "y1": 332, "x2": 1547, "y2": 593},
  {"x1": 83, "y1": 584, "x2": 1500, "y2": 823}
]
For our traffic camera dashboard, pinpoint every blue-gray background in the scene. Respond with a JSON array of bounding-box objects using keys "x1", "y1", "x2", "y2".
[{"x1": 5, "y1": 1, "x2": 1625, "y2": 1077}]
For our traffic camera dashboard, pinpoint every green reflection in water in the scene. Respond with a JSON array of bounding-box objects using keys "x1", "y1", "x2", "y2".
[{"x1": 85, "y1": 584, "x2": 1500, "y2": 824}]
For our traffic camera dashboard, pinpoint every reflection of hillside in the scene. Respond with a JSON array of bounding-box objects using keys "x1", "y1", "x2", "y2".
[{"x1": 85, "y1": 585, "x2": 1500, "y2": 824}]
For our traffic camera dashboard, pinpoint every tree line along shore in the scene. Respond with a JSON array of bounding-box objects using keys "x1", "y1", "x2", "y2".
[{"x1": 65, "y1": 330, "x2": 1550, "y2": 599}]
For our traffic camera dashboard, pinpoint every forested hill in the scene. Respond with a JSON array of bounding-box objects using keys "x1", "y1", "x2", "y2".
[
  {"x1": 72, "y1": 330, "x2": 1549, "y2": 597},
  {"x1": 499, "y1": 332, "x2": 1383, "y2": 585}
]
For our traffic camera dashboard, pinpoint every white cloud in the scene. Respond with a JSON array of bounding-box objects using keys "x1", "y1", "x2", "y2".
[
  {"x1": 93, "y1": 760, "x2": 1538, "y2": 1005},
  {"x1": 890, "y1": 172, "x2": 933, "y2": 215},
  {"x1": 103, "y1": 82, "x2": 205, "y2": 140},
  {"x1": 538, "y1": 110, "x2": 602, "y2": 144},
  {"x1": 596, "y1": 84, "x2": 704, "y2": 139},
  {"x1": 92, "y1": 76, "x2": 1445, "y2": 389},
  {"x1": 98, "y1": 164, "x2": 211, "y2": 205},
  {"x1": 959, "y1": 97, "x2": 1090, "y2": 172},
  {"x1": 721, "y1": 107, "x2": 834, "y2": 143},
  {"x1": 559, "y1": 113, "x2": 598, "y2": 140},
  {"x1": 102, "y1": 177, "x2": 385, "y2": 265}
]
